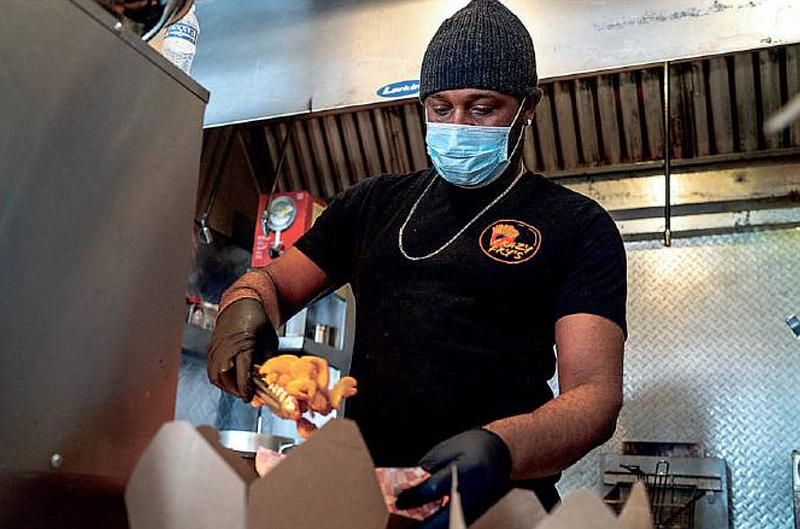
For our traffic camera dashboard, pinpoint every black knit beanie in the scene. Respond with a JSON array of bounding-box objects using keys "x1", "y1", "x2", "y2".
[{"x1": 419, "y1": 0, "x2": 538, "y2": 102}]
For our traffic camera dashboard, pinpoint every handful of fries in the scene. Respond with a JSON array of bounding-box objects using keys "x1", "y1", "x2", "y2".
[{"x1": 252, "y1": 354, "x2": 358, "y2": 439}]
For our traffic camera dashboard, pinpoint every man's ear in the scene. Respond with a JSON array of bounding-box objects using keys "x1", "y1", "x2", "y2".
[
  {"x1": 524, "y1": 88, "x2": 543, "y2": 126},
  {"x1": 532, "y1": 87, "x2": 544, "y2": 108}
]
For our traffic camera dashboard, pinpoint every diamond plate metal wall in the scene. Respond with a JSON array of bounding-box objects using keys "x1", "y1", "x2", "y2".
[{"x1": 556, "y1": 228, "x2": 800, "y2": 528}]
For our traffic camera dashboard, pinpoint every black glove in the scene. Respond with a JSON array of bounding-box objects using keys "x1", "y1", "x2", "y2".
[
  {"x1": 395, "y1": 428, "x2": 512, "y2": 529},
  {"x1": 206, "y1": 298, "x2": 278, "y2": 402}
]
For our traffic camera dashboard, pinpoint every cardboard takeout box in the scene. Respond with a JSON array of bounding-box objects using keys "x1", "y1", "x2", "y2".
[{"x1": 125, "y1": 419, "x2": 653, "y2": 529}]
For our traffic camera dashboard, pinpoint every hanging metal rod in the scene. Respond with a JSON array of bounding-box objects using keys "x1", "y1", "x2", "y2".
[{"x1": 663, "y1": 60, "x2": 672, "y2": 247}]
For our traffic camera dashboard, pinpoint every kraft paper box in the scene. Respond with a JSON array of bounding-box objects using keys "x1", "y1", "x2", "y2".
[
  {"x1": 126, "y1": 419, "x2": 426, "y2": 529},
  {"x1": 125, "y1": 419, "x2": 653, "y2": 529},
  {"x1": 465, "y1": 481, "x2": 652, "y2": 529}
]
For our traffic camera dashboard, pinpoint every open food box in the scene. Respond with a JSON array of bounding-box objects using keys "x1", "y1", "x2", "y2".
[{"x1": 125, "y1": 419, "x2": 653, "y2": 529}]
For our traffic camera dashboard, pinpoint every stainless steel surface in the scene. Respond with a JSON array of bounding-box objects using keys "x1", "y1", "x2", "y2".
[
  {"x1": 556, "y1": 228, "x2": 800, "y2": 529},
  {"x1": 0, "y1": 0, "x2": 206, "y2": 480},
  {"x1": 192, "y1": 0, "x2": 800, "y2": 126},
  {"x1": 216, "y1": 430, "x2": 294, "y2": 456}
]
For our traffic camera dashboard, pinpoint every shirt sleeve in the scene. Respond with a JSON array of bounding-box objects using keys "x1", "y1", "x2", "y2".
[
  {"x1": 554, "y1": 204, "x2": 628, "y2": 338},
  {"x1": 293, "y1": 178, "x2": 376, "y2": 285}
]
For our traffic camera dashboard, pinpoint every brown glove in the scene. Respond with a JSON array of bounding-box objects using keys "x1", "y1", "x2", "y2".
[{"x1": 207, "y1": 298, "x2": 278, "y2": 401}]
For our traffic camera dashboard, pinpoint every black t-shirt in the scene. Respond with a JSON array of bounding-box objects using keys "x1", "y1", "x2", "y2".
[{"x1": 294, "y1": 168, "x2": 627, "y2": 469}]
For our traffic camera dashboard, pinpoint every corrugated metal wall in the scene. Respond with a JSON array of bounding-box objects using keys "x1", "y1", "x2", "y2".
[{"x1": 557, "y1": 227, "x2": 800, "y2": 529}]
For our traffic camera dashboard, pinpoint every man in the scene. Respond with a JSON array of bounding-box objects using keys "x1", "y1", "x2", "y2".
[{"x1": 207, "y1": 0, "x2": 627, "y2": 526}]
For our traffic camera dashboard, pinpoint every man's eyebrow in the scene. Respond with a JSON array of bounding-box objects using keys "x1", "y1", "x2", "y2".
[
  {"x1": 428, "y1": 91, "x2": 504, "y2": 103},
  {"x1": 464, "y1": 91, "x2": 503, "y2": 101}
]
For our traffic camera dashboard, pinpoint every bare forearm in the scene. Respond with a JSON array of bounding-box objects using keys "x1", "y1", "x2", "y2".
[{"x1": 485, "y1": 381, "x2": 621, "y2": 480}]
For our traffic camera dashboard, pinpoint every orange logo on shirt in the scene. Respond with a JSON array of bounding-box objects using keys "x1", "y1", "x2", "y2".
[{"x1": 479, "y1": 220, "x2": 541, "y2": 264}]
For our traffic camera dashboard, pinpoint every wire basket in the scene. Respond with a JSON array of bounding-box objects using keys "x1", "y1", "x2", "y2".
[{"x1": 604, "y1": 460, "x2": 705, "y2": 529}]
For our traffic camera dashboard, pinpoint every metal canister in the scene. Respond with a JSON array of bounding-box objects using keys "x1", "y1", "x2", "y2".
[{"x1": 313, "y1": 323, "x2": 330, "y2": 345}]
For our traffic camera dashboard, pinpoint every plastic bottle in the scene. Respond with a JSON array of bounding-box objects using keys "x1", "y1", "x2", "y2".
[{"x1": 162, "y1": 5, "x2": 199, "y2": 75}]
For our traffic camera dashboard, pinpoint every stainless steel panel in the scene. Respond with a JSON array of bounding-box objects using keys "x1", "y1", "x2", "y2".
[
  {"x1": 192, "y1": 0, "x2": 800, "y2": 126},
  {"x1": 556, "y1": 228, "x2": 800, "y2": 529},
  {"x1": 0, "y1": 0, "x2": 207, "y2": 480}
]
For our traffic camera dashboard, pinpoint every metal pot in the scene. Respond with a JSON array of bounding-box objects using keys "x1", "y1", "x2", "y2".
[{"x1": 217, "y1": 430, "x2": 295, "y2": 458}]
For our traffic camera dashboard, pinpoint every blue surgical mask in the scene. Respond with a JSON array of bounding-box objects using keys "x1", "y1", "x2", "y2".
[{"x1": 425, "y1": 98, "x2": 527, "y2": 188}]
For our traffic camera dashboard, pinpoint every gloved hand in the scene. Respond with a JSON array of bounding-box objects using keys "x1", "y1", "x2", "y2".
[
  {"x1": 395, "y1": 428, "x2": 512, "y2": 529},
  {"x1": 207, "y1": 298, "x2": 278, "y2": 402}
]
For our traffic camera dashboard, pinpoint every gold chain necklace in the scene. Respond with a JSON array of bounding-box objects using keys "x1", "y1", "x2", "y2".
[{"x1": 398, "y1": 165, "x2": 525, "y2": 261}]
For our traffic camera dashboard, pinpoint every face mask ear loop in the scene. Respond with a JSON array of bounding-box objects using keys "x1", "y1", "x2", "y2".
[
  {"x1": 507, "y1": 97, "x2": 528, "y2": 160},
  {"x1": 510, "y1": 97, "x2": 527, "y2": 128}
]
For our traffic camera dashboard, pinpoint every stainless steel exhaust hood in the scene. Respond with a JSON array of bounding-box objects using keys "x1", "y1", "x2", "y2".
[{"x1": 192, "y1": 0, "x2": 800, "y2": 127}]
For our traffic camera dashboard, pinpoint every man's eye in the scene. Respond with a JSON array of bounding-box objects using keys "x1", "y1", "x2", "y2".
[
  {"x1": 472, "y1": 106, "x2": 493, "y2": 116},
  {"x1": 433, "y1": 107, "x2": 451, "y2": 116}
]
